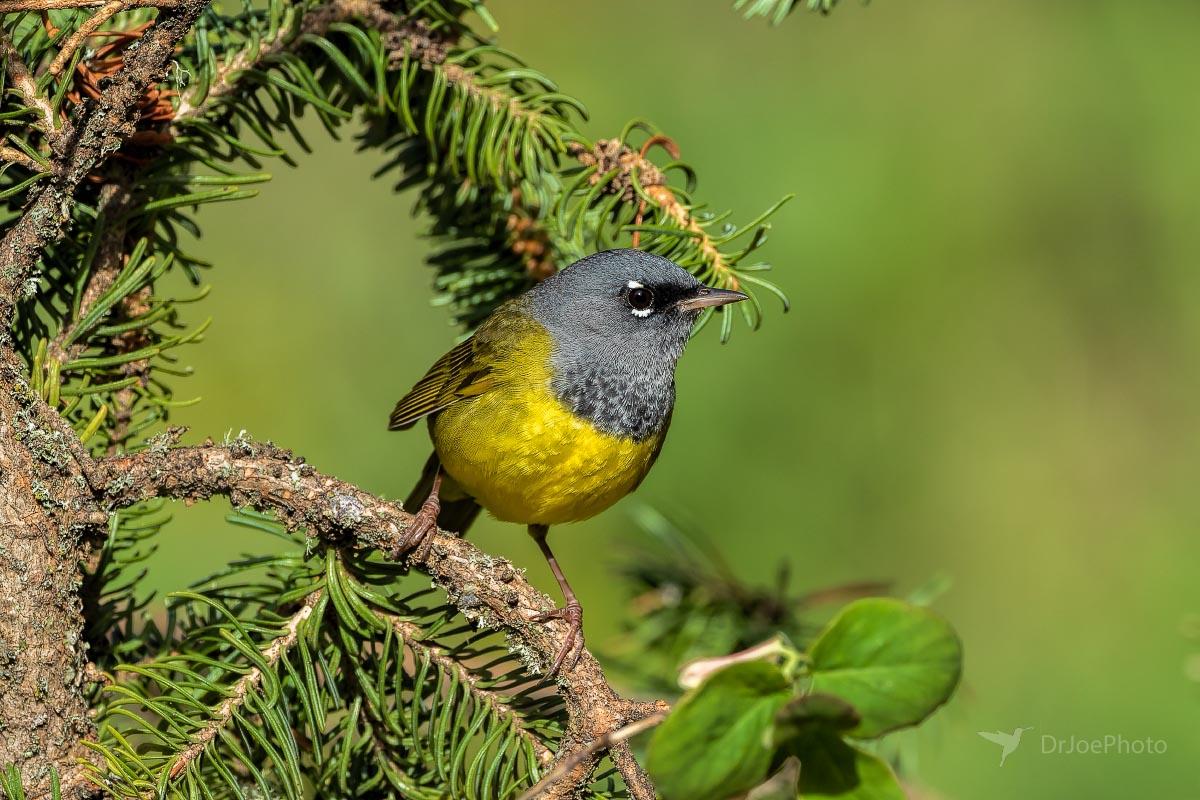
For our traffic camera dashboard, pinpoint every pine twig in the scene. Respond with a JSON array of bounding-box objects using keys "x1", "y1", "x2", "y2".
[
  {"x1": 43, "y1": 0, "x2": 130, "y2": 78},
  {"x1": 165, "y1": 590, "x2": 323, "y2": 782},
  {"x1": 0, "y1": 29, "x2": 56, "y2": 131},
  {"x1": 0, "y1": 145, "x2": 45, "y2": 172},
  {"x1": 572, "y1": 137, "x2": 745, "y2": 290},
  {"x1": 517, "y1": 713, "x2": 666, "y2": 800},
  {"x1": 388, "y1": 616, "x2": 556, "y2": 766},
  {"x1": 169, "y1": 2, "x2": 306, "y2": 121},
  {"x1": 47, "y1": 178, "x2": 137, "y2": 365},
  {"x1": 172, "y1": 0, "x2": 447, "y2": 122}
]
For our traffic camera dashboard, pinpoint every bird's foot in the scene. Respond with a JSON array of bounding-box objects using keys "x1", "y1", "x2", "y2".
[
  {"x1": 390, "y1": 494, "x2": 440, "y2": 561},
  {"x1": 534, "y1": 600, "x2": 584, "y2": 677}
]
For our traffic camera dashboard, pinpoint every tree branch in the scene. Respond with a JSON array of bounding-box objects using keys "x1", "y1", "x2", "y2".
[
  {"x1": 572, "y1": 138, "x2": 745, "y2": 291},
  {"x1": 96, "y1": 439, "x2": 663, "y2": 797},
  {"x1": 171, "y1": 0, "x2": 446, "y2": 123},
  {"x1": 0, "y1": 145, "x2": 46, "y2": 172},
  {"x1": 0, "y1": 362, "x2": 96, "y2": 797},
  {"x1": 517, "y1": 712, "x2": 666, "y2": 800},
  {"x1": 0, "y1": 0, "x2": 211, "y2": 330},
  {"x1": 0, "y1": 0, "x2": 173, "y2": 11}
]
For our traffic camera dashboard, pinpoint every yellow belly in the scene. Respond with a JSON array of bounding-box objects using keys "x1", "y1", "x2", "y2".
[{"x1": 431, "y1": 376, "x2": 663, "y2": 526}]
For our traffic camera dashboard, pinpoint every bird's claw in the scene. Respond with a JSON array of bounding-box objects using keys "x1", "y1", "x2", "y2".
[
  {"x1": 534, "y1": 601, "x2": 584, "y2": 677},
  {"x1": 390, "y1": 496, "x2": 440, "y2": 561}
]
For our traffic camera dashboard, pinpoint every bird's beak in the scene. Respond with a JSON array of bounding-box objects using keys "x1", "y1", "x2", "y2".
[{"x1": 675, "y1": 286, "x2": 748, "y2": 312}]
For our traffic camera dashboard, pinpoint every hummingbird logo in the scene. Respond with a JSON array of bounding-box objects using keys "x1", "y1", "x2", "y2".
[{"x1": 977, "y1": 726, "x2": 1033, "y2": 766}]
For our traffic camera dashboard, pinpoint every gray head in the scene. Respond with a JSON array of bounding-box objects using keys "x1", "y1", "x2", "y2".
[{"x1": 526, "y1": 249, "x2": 746, "y2": 440}]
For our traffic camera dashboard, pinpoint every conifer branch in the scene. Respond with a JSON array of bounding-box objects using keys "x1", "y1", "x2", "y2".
[
  {"x1": 47, "y1": 180, "x2": 137, "y2": 365},
  {"x1": 0, "y1": 28, "x2": 55, "y2": 130},
  {"x1": 572, "y1": 137, "x2": 743, "y2": 291},
  {"x1": 0, "y1": 1, "x2": 796, "y2": 792},
  {"x1": 164, "y1": 589, "x2": 324, "y2": 783},
  {"x1": 44, "y1": 0, "x2": 129, "y2": 79},
  {"x1": 96, "y1": 439, "x2": 665, "y2": 796},
  {"x1": 0, "y1": 0, "x2": 211, "y2": 330},
  {"x1": 176, "y1": 0, "x2": 375, "y2": 120},
  {"x1": 388, "y1": 615, "x2": 556, "y2": 766},
  {"x1": 171, "y1": 0, "x2": 449, "y2": 123}
]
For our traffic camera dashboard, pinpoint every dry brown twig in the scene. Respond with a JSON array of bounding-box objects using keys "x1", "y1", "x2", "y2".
[
  {"x1": 0, "y1": 145, "x2": 46, "y2": 171},
  {"x1": 43, "y1": 0, "x2": 129, "y2": 78},
  {"x1": 517, "y1": 712, "x2": 668, "y2": 800}
]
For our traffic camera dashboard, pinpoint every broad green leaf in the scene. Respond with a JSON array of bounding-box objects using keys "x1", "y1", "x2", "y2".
[
  {"x1": 792, "y1": 731, "x2": 905, "y2": 800},
  {"x1": 647, "y1": 661, "x2": 793, "y2": 800},
  {"x1": 775, "y1": 692, "x2": 861, "y2": 744},
  {"x1": 808, "y1": 598, "x2": 962, "y2": 738}
]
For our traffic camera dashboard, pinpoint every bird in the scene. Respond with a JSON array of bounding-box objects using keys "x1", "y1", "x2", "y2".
[
  {"x1": 388, "y1": 248, "x2": 747, "y2": 674},
  {"x1": 977, "y1": 727, "x2": 1033, "y2": 766}
]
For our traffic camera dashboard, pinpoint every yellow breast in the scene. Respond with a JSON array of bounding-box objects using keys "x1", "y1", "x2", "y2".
[{"x1": 430, "y1": 325, "x2": 664, "y2": 526}]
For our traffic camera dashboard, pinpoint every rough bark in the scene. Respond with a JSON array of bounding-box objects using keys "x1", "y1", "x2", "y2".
[{"x1": 0, "y1": 357, "x2": 101, "y2": 796}]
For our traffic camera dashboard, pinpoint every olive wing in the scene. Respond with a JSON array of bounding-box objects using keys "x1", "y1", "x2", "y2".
[{"x1": 388, "y1": 336, "x2": 495, "y2": 430}]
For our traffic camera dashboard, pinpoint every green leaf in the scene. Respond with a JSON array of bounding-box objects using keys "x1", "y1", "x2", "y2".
[
  {"x1": 808, "y1": 598, "x2": 962, "y2": 738},
  {"x1": 774, "y1": 692, "x2": 861, "y2": 743},
  {"x1": 791, "y1": 731, "x2": 905, "y2": 800},
  {"x1": 646, "y1": 661, "x2": 792, "y2": 800}
]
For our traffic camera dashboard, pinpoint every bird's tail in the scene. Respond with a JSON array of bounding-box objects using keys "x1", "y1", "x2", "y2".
[{"x1": 405, "y1": 451, "x2": 482, "y2": 535}]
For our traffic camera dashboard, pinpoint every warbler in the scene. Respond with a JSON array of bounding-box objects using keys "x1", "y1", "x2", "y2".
[{"x1": 389, "y1": 248, "x2": 746, "y2": 673}]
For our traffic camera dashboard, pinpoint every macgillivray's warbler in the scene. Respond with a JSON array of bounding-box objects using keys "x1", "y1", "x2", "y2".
[{"x1": 389, "y1": 248, "x2": 746, "y2": 674}]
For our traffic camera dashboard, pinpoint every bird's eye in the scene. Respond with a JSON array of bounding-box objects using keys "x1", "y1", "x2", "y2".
[{"x1": 627, "y1": 286, "x2": 654, "y2": 312}]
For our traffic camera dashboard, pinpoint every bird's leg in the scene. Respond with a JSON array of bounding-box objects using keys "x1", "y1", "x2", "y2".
[
  {"x1": 528, "y1": 523, "x2": 585, "y2": 676},
  {"x1": 392, "y1": 469, "x2": 442, "y2": 561}
]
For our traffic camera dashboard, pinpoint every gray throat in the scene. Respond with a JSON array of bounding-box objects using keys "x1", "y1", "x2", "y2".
[
  {"x1": 529, "y1": 303, "x2": 685, "y2": 441},
  {"x1": 550, "y1": 352, "x2": 677, "y2": 441}
]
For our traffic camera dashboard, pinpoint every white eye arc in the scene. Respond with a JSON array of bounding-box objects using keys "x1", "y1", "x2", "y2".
[{"x1": 626, "y1": 283, "x2": 655, "y2": 316}]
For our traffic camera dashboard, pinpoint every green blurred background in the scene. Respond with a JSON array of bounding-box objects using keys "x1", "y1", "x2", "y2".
[{"x1": 151, "y1": 1, "x2": 1200, "y2": 797}]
